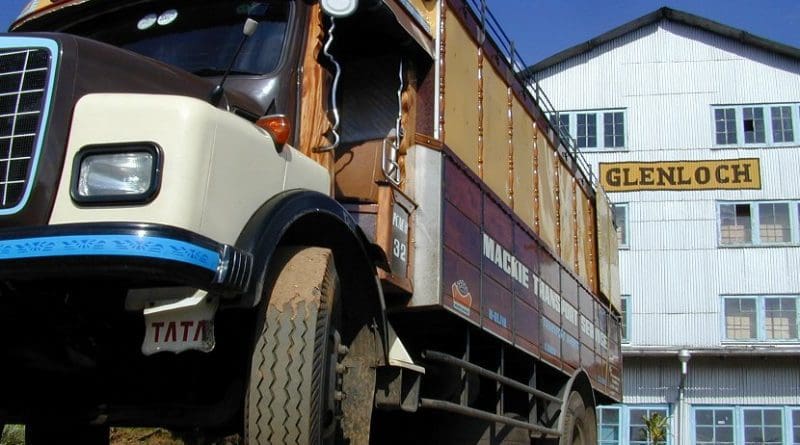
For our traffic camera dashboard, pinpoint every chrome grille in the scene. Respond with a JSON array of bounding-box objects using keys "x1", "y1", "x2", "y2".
[{"x1": 0, "y1": 47, "x2": 50, "y2": 210}]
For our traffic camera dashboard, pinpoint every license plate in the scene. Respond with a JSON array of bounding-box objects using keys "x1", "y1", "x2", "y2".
[{"x1": 141, "y1": 291, "x2": 218, "y2": 355}]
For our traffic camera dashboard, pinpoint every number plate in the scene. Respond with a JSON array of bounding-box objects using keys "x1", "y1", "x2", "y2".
[{"x1": 141, "y1": 291, "x2": 218, "y2": 355}]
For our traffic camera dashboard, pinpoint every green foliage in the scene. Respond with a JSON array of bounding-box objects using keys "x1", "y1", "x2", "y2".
[
  {"x1": 641, "y1": 412, "x2": 670, "y2": 445},
  {"x1": 0, "y1": 425, "x2": 25, "y2": 445}
]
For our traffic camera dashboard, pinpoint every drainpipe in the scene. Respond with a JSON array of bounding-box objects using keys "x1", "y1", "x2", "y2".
[{"x1": 677, "y1": 349, "x2": 691, "y2": 445}]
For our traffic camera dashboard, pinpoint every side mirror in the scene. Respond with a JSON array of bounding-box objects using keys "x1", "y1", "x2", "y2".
[{"x1": 321, "y1": 0, "x2": 358, "y2": 18}]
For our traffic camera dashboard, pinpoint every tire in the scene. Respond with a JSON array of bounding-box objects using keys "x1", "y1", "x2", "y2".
[
  {"x1": 558, "y1": 391, "x2": 597, "y2": 445},
  {"x1": 25, "y1": 423, "x2": 109, "y2": 445},
  {"x1": 244, "y1": 246, "x2": 377, "y2": 445}
]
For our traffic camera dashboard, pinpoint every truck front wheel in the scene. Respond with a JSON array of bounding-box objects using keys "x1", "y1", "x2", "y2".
[
  {"x1": 558, "y1": 391, "x2": 597, "y2": 445},
  {"x1": 244, "y1": 246, "x2": 376, "y2": 445}
]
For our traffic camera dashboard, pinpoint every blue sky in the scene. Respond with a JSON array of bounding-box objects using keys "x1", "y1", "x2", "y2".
[{"x1": 2, "y1": 0, "x2": 799, "y2": 65}]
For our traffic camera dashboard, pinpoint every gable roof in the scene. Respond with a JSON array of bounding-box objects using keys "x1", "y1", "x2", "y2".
[{"x1": 521, "y1": 7, "x2": 800, "y2": 79}]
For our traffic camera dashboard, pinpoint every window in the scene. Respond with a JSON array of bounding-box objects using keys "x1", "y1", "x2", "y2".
[
  {"x1": 605, "y1": 112, "x2": 625, "y2": 148},
  {"x1": 718, "y1": 201, "x2": 798, "y2": 246},
  {"x1": 598, "y1": 405, "x2": 669, "y2": 445},
  {"x1": 695, "y1": 408, "x2": 734, "y2": 445},
  {"x1": 744, "y1": 409, "x2": 783, "y2": 445},
  {"x1": 620, "y1": 295, "x2": 630, "y2": 343},
  {"x1": 599, "y1": 406, "x2": 621, "y2": 445},
  {"x1": 694, "y1": 407, "x2": 800, "y2": 445},
  {"x1": 742, "y1": 107, "x2": 765, "y2": 143},
  {"x1": 765, "y1": 297, "x2": 798, "y2": 339},
  {"x1": 724, "y1": 298, "x2": 757, "y2": 340},
  {"x1": 629, "y1": 407, "x2": 669, "y2": 445},
  {"x1": 722, "y1": 295, "x2": 800, "y2": 342},
  {"x1": 613, "y1": 203, "x2": 629, "y2": 248},
  {"x1": 552, "y1": 109, "x2": 627, "y2": 150},
  {"x1": 577, "y1": 113, "x2": 597, "y2": 148},
  {"x1": 713, "y1": 104, "x2": 799, "y2": 146},
  {"x1": 772, "y1": 106, "x2": 794, "y2": 142},
  {"x1": 715, "y1": 108, "x2": 737, "y2": 145},
  {"x1": 551, "y1": 113, "x2": 570, "y2": 141}
]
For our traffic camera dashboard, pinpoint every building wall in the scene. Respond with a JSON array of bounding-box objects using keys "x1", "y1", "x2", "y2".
[
  {"x1": 536, "y1": 19, "x2": 800, "y2": 348},
  {"x1": 534, "y1": 17, "x2": 800, "y2": 445}
]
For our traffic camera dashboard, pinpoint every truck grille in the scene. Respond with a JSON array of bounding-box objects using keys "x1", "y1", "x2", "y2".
[{"x1": 0, "y1": 46, "x2": 51, "y2": 211}]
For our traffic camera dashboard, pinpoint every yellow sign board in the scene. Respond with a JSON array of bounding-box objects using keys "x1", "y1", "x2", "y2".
[{"x1": 599, "y1": 158, "x2": 761, "y2": 192}]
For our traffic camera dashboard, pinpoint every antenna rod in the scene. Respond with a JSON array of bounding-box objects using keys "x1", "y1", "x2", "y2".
[{"x1": 209, "y1": 18, "x2": 258, "y2": 106}]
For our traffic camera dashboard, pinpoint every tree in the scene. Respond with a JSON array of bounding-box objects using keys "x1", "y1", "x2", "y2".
[{"x1": 641, "y1": 412, "x2": 669, "y2": 445}]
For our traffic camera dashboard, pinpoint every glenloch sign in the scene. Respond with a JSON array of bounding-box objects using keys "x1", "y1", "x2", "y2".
[{"x1": 600, "y1": 158, "x2": 761, "y2": 192}]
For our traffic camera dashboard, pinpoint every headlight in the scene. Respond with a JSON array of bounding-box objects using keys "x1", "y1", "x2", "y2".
[{"x1": 71, "y1": 143, "x2": 162, "y2": 205}]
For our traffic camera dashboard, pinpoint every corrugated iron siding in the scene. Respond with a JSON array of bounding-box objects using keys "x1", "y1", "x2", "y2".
[
  {"x1": 622, "y1": 357, "x2": 800, "y2": 405},
  {"x1": 536, "y1": 19, "x2": 800, "y2": 348}
]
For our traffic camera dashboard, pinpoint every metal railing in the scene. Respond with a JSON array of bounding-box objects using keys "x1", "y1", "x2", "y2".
[{"x1": 463, "y1": 0, "x2": 600, "y2": 190}]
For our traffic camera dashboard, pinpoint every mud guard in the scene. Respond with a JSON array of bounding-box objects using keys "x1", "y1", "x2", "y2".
[
  {"x1": 554, "y1": 369, "x2": 596, "y2": 435},
  {"x1": 234, "y1": 189, "x2": 390, "y2": 360}
]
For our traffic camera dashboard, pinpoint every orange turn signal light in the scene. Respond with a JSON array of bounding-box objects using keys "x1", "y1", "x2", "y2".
[{"x1": 255, "y1": 115, "x2": 291, "y2": 147}]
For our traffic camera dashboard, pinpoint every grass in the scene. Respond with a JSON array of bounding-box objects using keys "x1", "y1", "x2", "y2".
[{"x1": 1, "y1": 426, "x2": 240, "y2": 444}]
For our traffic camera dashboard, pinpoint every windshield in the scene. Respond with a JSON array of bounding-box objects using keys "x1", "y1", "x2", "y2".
[{"x1": 63, "y1": 1, "x2": 290, "y2": 76}]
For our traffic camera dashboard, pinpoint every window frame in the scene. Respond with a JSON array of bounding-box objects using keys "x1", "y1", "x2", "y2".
[
  {"x1": 721, "y1": 295, "x2": 800, "y2": 343},
  {"x1": 613, "y1": 202, "x2": 630, "y2": 249},
  {"x1": 692, "y1": 406, "x2": 799, "y2": 445},
  {"x1": 597, "y1": 405, "x2": 671, "y2": 445},
  {"x1": 552, "y1": 109, "x2": 628, "y2": 151},
  {"x1": 717, "y1": 201, "x2": 799, "y2": 247},
  {"x1": 694, "y1": 406, "x2": 735, "y2": 445},
  {"x1": 712, "y1": 104, "x2": 800, "y2": 147},
  {"x1": 620, "y1": 295, "x2": 630, "y2": 344}
]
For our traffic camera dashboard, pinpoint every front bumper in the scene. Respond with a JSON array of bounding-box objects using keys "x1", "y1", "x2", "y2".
[{"x1": 0, "y1": 223, "x2": 252, "y2": 294}]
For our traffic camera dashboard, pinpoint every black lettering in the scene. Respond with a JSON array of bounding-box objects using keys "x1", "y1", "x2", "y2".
[
  {"x1": 731, "y1": 163, "x2": 752, "y2": 183},
  {"x1": 623, "y1": 168, "x2": 638, "y2": 186},
  {"x1": 639, "y1": 167, "x2": 655, "y2": 186},
  {"x1": 695, "y1": 166, "x2": 711, "y2": 184},
  {"x1": 715, "y1": 165, "x2": 730, "y2": 184},
  {"x1": 677, "y1": 166, "x2": 692, "y2": 185},
  {"x1": 656, "y1": 167, "x2": 675, "y2": 186},
  {"x1": 605, "y1": 168, "x2": 622, "y2": 187}
]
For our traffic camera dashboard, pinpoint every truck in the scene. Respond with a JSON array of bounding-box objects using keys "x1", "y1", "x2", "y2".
[{"x1": 0, "y1": 0, "x2": 622, "y2": 443}]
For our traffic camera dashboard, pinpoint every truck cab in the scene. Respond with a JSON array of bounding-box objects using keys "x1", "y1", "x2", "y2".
[{"x1": 0, "y1": 1, "x2": 621, "y2": 444}]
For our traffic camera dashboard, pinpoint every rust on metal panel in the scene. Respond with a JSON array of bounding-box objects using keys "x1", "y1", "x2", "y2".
[
  {"x1": 537, "y1": 138, "x2": 557, "y2": 252},
  {"x1": 443, "y1": 8, "x2": 479, "y2": 170},
  {"x1": 414, "y1": 132, "x2": 444, "y2": 150},
  {"x1": 532, "y1": 122, "x2": 540, "y2": 235},
  {"x1": 511, "y1": 98, "x2": 534, "y2": 228},
  {"x1": 482, "y1": 61, "x2": 510, "y2": 205},
  {"x1": 554, "y1": 153, "x2": 562, "y2": 258},
  {"x1": 507, "y1": 86, "x2": 514, "y2": 207},
  {"x1": 477, "y1": 46, "x2": 485, "y2": 178},
  {"x1": 298, "y1": 4, "x2": 333, "y2": 175},
  {"x1": 438, "y1": 0, "x2": 447, "y2": 141},
  {"x1": 559, "y1": 165, "x2": 575, "y2": 272},
  {"x1": 572, "y1": 179, "x2": 579, "y2": 275},
  {"x1": 443, "y1": 0, "x2": 595, "y2": 199}
]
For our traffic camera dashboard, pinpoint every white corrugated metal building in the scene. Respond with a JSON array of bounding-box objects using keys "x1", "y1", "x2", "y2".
[{"x1": 527, "y1": 8, "x2": 800, "y2": 445}]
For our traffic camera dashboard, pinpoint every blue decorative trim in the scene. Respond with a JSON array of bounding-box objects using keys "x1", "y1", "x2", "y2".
[
  {"x1": 0, "y1": 234, "x2": 220, "y2": 271},
  {"x1": 0, "y1": 37, "x2": 59, "y2": 216}
]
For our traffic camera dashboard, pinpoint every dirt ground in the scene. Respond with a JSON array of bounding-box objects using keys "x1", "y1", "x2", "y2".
[{"x1": 1, "y1": 427, "x2": 240, "y2": 445}]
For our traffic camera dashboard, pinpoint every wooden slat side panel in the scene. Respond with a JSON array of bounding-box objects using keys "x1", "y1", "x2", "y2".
[
  {"x1": 512, "y1": 98, "x2": 535, "y2": 228},
  {"x1": 559, "y1": 163, "x2": 576, "y2": 274},
  {"x1": 298, "y1": 4, "x2": 333, "y2": 175},
  {"x1": 537, "y1": 139, "x2": 558, "y2": 252},
  {"x1": 482, "y1": 62, "x2": 511, "y2": 205},
  {"x1": 576, "y1": 188, "x2": 590, "y2": 289},
  {"x1": 596, "y1": 191, "x2": 620, "y2": 311},
  {"x1": 443, "y1": 8, "x2": 479, "y2": 171}
]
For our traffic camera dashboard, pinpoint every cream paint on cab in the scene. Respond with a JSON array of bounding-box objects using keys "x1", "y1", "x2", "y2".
[{"x1": 50, "y1": 94, "x2": 330, "y2": 246}]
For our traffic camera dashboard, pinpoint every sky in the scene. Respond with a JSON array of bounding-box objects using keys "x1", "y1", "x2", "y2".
[{"x1": 1, "y1": 0, "x2": 799, "y2": 66}]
